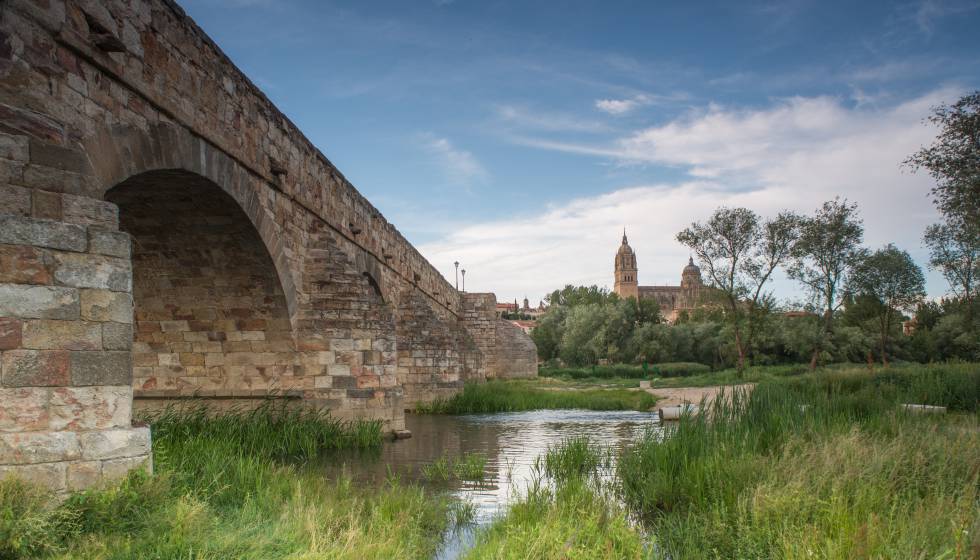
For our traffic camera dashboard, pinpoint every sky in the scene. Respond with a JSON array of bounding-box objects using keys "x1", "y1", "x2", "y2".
[{"x1": 180, "y1": 0, "x2": 980, "y2": 306}]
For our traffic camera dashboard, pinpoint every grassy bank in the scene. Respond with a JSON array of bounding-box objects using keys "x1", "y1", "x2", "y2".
[
  {"x1": 465, "y1": 438, "x2": 640, "y2": 560},
  {"x1": 619, "y1": 365, "x2": 980, "y2": 559},
  {"x1": 465, "y1": 364, "x2": 979, "y2": 559},
  {"x1": 415, "y1": 379, "x2": 658, "y2": 414},
  {"x1": 0, "y1": 402, "x2": 451, "y2": 559}
]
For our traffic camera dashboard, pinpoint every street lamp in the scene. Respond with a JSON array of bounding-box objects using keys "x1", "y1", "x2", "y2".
[
  {"x1": 461, "y1": 269, "x2": 466, "y2": 293},
  {"x1": 454, "y1": 261, "x2": 459, "y2": 291}
]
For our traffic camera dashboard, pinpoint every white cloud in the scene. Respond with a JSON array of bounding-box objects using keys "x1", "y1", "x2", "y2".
[
  {"x1": 420, "y1": 134, "x2": 489, "y2": 187},
  {"x1": 421, "y1": 89, "x2": 964, "y2": 303},
  {"x1": 595, "y1": 94, "x2": 652, "y2": 115},
  {"x1": 496, "y1": 105, "x2": 610, "y2": 133}
]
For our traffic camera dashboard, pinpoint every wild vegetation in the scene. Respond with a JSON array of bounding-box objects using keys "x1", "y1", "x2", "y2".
[
  {"x1": 466, "y1": 364, "x2": 980, "y2": 559},
  {"x1": 414, "y1": 378, "x2": 657, "y2": 414},
  {"x1": 0, "y1": 403, "x2": 452, "y2": 559},
  {"x1": 533, "y1": 92, "x2": 979, "y2": 371}
]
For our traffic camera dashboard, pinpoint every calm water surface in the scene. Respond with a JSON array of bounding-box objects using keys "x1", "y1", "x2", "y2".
[{"x1": 323, "y1": 410, "x2": 663, "y2": 559}]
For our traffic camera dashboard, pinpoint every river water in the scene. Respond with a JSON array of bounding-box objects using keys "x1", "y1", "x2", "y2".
[{"x1": 322, "y1": 410, "x2": 664, "y2": 559}]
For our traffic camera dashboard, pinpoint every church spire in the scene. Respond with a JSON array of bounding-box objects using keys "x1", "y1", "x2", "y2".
[{"x1": 622, "y1": 227, "x2": 628, "y2": 245}]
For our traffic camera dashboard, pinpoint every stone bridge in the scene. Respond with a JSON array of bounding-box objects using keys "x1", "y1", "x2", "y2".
[{"x1": 0, "y1": 0, "x2": 537, "y2": 493}]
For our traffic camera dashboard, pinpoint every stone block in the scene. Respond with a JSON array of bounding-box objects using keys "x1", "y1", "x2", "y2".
[
  {"x1": 0, "y1": 431, "x2": 81, "y2": 464},
  {"x1": 80, "y1": 289, "x2": 132, "y2": 323},
  {"x1": 0, "y1": 184, "x2": 30, "y2": 215},
  {"x1": 52, "y1": 252, "x2": 131, "y2": 291},
  {"x1": 0, "y1": 388, "x2": 50, "y2": 432},
  {"x1": 0, "y1": 215, "x2": 87, "y2": 252},
  {"x1": 0, "y1": 244, "x2": 54, "y2": 284},
  {"x1": 328, "y1": 364, "x2": 350, "y2": 376},
  {"x1": 0, "y1": 284, "x2": 79, "y2": 319},
  {"x1": 102, "y1": 322, "x2": 133, "y2": 350},
  {"x1": 70, "y1": 351, "x2": 131, "y2": 386},
  {"x1": 87, "y1": 228, "x2": 130, "y2": 258},
  {"x1": 22, "y1": 320, "x2": 101, "y2": 350},
  {"x1": 66, "y1": 460, "x2": 102, "y2": 491},
  {"x1": 29, "y1": 139, "x2": 92, "y2": 174},
  {"x1": 0, "y1": 318, "x2": 22, "y2": 350},
  {"x1": 31, "y1": 190, "x2": 63, "y2": 221},
  {"x1": 0, "y1": 462, "x2": 66, "y2": 492},
  {"x1": 0, "y1": 133, "x2": 29, "y2": 162},
  {"x1": 49, "y1": 386, "x2": 132, "y2": 431},
  {"x1": 61, "y1": 194, "x2": 118, "y2": 229},
  {"x1": 1, "y1": 350, "x2": 70, "y2": 387},
  {"x1": 102, "y1": 454, "x2": 151, "y2": 482},
  {"x1": 79, "y1": 426, "x2": 151, "y2": 460}
]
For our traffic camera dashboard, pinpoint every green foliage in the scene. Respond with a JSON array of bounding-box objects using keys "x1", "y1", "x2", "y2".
[
  {"x1": 541, "y1": 362, "x2": 711, "y2": 380},
  {"x1": 618, "y1": 365, "x2": 980, "y2": 559},
  {"x1": 1, "y1": 403, "x2": 451, "y2": 560},
  {"x1": 420, "y1": 452, "x2": 487, "y2": 482},
  {"x1": 415, "y1": 379, "x2": 657, "y2": 414},
  {"x1": 538, "y1": 436, "x2": 609, "y2": 483}
]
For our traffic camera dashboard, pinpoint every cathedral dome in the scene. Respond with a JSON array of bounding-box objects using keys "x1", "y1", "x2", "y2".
[
  {"x1": 615, "y1": 232, "x2": 636, "y2": 269},
  {"x1": 683, "y1": 257, "x2": 700, "y2": 275}
]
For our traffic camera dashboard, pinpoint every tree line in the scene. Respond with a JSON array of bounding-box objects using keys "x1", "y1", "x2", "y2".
[{"x1": 532, "y1": 91, "x2": 979, "y2": 371}]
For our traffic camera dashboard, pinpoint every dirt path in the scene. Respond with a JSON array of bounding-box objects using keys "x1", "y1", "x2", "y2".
[{"x1": 644, "y1": 384, "x2": 754, "y2": 409}]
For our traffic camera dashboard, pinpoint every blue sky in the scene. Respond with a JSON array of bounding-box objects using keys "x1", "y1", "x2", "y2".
[{"x1": 181, "y1": 0, "x2": 980, "y2": 305}]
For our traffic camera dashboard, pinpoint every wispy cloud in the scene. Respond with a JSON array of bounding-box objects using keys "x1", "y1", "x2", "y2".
[
  {"x1": 426, "y1": 89, "x2": 963, "y2": 302},
  {"x1": 496, "y1": 105, "x2": 611, "y2": 133},
  {"x1": 419, "y1": 134, "x2": 489, "y2": 188}
]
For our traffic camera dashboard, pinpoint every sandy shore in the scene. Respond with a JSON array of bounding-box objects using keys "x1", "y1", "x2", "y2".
[{"x1": 645, "y1": 384, "x2": 754, "y2": 409}]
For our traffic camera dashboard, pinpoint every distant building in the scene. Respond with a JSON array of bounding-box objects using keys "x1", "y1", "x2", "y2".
[{"x1": 613, "y1": 231, "x2": 712, "y2": 323}]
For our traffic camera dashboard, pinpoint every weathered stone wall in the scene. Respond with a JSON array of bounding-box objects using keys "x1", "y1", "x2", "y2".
[
  {"x1": 0, "y1": 0, "x2": 536, "y2": 489},
  {"x1": 462, "y1": 294, "x2": 537, "y2": 380},
  {"x1": 494, "y1": 319, "x2": 538, "y2": 379},
  {"x1": 0, "y1": 199, "x2": 151, "y2": 494},
  {"x1": 396, "y1": 287, "x2": 483, "y2": 408},
  {"x1": 110, "y1": 171, "x2": 299, "y2": 398}
]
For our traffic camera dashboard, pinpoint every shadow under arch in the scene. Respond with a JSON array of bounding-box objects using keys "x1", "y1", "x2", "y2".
[{"x1": 106, "y1": 169, "x2": 299, "y2": 397}]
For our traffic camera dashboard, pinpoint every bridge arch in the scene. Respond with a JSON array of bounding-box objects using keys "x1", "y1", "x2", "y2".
[{"x1": 106, "y1": 169, "x2": 299, "y2": 399}]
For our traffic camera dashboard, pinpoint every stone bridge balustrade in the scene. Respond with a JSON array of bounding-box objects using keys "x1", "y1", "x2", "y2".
[{"x1": 0, "y1": 0, "x2": 537, "y2": 491}]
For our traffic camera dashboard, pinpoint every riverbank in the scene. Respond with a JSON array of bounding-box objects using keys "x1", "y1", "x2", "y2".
[
  {"x1": 414, "y1": 378, "x2": 658, "y2": 414},
  {"x1": 465, "y1": 364, "x2": 980, "y2": 559},
  {"x1": 0, "y1": 402, "x2": 452, "y2": 559}
]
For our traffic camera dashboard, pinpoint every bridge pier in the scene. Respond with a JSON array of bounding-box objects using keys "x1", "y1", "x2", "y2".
[{"x1": 0, "y1": 203, "x2": 151, "y2": 495}]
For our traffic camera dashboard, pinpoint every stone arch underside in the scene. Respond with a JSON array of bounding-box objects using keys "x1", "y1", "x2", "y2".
[{"x1": 107, "y1": 170, "x2": 299, "y2": 399}]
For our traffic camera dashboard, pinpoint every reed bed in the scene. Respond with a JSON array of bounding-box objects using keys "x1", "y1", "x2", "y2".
[
  {"x1": 0, "y1": 402, "x2": 450, "y2": 559},
  {"x1": 619, "y1": 364, "x2": 980, "y2": 559}
]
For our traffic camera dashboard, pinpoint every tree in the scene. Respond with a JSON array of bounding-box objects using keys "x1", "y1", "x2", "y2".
[
  {"x1": 677, "y1": 207, "x2": 800, "y2": 372},
  {"x1": 847, "y1": 245, "x2": 926, "y2": 366},
  {"x1": 923, "y1": 222, "x2": 979, "y2": 318},
  {"x1": 788, "y1": 198, "x2": 864, "y2": 369},
  {"x1": 904, "y1": 91, "x2": 980, "y2": 235}
]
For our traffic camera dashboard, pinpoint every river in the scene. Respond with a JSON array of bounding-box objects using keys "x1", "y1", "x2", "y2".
[{"x1": 323, "y1": 410, "x2": 664, "y2": 559}]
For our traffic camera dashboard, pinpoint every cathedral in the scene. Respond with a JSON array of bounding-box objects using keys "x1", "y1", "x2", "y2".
[{"x1": 613, "y1": 231, "x2": 707, "y2": 322}]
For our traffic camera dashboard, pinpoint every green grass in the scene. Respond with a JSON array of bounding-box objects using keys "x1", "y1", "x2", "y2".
[
  {"x1": 0, "y1": 401, "x2": 452, "y2": 559},
  {"x1": 542, "y1": 362, "x2": 711, "y2": 380},
  {"x1": 415, "y1": 379, "x2": 658, "y2": 414},
  {"x1": 537, "y1": 435, "x2": 610, "y2": 483},
  {"x1": 420, "y1": 452, "x2": 488, "y2": 483},
  {"x1": 618, "y1": 364, "x2": 980, "y2": 559},
  {"x1": 466, "y1": 437, "x2": 641, "y2": 560}
]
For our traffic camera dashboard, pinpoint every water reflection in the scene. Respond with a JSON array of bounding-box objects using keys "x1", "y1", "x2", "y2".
[{"x1": 322, "y1": 410, "x2": 663, "y2": 559}]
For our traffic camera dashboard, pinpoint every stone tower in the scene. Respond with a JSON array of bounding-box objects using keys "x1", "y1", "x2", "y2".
[{"x1": 614, "y1": 231, "x2": 639, "y2": 299}]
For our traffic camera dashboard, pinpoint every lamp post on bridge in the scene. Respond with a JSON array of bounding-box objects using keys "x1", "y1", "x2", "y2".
[
  {"x1": 454, "y1": 261, "x2": 459, "y2": 291},
  {"x1": 461, "y1": 269, "x2": 466, "y2": 294}
]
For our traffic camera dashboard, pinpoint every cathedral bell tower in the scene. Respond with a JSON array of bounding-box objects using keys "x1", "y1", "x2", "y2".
[{"x1": 614, "y1": 230, "x2": 639, "y2": 299}]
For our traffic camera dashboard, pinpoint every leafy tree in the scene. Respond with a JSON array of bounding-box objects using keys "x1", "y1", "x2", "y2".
[
  {"x1": 545, "y1": 285, "x2": 615, "y2": 308},
  {"x1": 788, "y1": 198, "x2": 865, "y2": 369},
  {"x1": 847, "y1": 245, "x2": 926, "y2": 365},
  {"x1": 904, "y1": 91, "x2": 980, "y2": 235},
  {"x1": 923, "y1": 222, "x2": 979, "y2": 318},
  {"x1": 677, "y1": 207, "x2": 800, "y2": 372}
]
